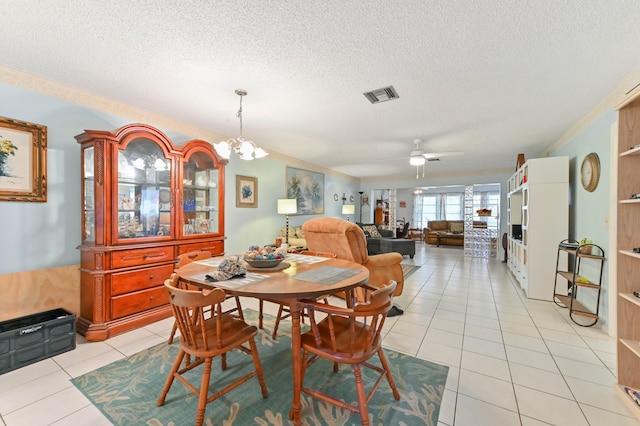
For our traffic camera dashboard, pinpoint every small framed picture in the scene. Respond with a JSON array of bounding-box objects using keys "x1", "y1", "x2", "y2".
[{"x1": 236, "y1": 175, "x2": 258, "y2": 208}]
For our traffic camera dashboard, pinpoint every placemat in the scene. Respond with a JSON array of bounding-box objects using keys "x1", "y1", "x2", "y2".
[
  {"x1": 188, "y1": 272, "x2": 270, "y2": 289},
  {"x1": 291, "y1": 266, "x2": 361, "y2": 285}
]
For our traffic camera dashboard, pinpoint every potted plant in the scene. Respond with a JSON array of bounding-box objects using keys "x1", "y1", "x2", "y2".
[{"x1": 579, "y1": 238, "x2": 592, "y2": 255}]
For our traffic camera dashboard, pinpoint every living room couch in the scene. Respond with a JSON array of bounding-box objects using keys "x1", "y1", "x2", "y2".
[
  {"x1": 275, "y1": 226, "x2": 306, "y2": 248},
  {"x1": 424, "y1": 220, "x2": 488, "y2": 246},
  {"x1": 355, "y1": 223, "x2": 394, "y2": 255}
]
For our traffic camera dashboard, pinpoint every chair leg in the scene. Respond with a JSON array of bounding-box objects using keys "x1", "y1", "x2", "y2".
[
  {"x1": 353, "y1": 364, "x2": 370, "y2": 426},
  {"x1": 234, "y1": 296, "x2": 245, "y2": 321},
  {"x1": 378, "y1": 348, "x2": 400, "y2": 400},
  {"x1": 272, "y1": 304, "x2": 286, "y2": 339},
  {"x1": 221, "y1": 353, "x2": 227, "y2": 370},
  {"x1": 167, "y1": 320, "x2": 178, "y2": 345},
  {"x1": 157, "y1": 349, "x2": 186, "y2": 406},
  {"x1": 258, "y1": 300, "x2": 264, "y2": 329},
  {"x1": 195, "y1": 357, "x2": 213, "y2": 426},
  {"x1": 248, "y1": 338, "x2": 269, "y2": 397}
]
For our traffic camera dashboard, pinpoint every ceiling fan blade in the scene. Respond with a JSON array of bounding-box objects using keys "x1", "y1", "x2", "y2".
[{"x1": 422, "y1": 151, "x2": 464, "y2": 159}]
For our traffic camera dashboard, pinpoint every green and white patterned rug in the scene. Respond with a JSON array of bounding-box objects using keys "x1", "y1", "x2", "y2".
[{"x1": 72, "y1": 310, "x2": 447, "y2": 425}]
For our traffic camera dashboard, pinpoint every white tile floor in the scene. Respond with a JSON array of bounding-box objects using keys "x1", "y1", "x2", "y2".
[{"x1": 1, "y1": 244, "x2": 639, "y2": 425}]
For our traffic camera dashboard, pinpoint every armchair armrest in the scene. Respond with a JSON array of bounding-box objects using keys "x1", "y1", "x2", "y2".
[
  {"x1": 360, "y1": 252, "x2": 403, "y2": 299},
  {"x1": 366, "y1": 252, "x2": 403, "y2": 268}
]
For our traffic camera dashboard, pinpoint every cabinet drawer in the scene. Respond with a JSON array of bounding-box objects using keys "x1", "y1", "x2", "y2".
[
  {"x1": 178, "y1": 241, "x2": 224, "y2": 256},
  {"x1": 111, "y1": 264, "x2": 175, "y2": 296},
  {"x1": 112, "y1": 246, "x2": 174, "y2": 268},
  {"x1": 111, "y1": 286, "x2": 168, "y2": 320}
]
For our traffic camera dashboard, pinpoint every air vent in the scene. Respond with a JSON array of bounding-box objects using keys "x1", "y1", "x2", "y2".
[
  {"x1": 363, "y1": 85, "x2": 399, "y2": 104},
  {"x1": 426, "y1": 158, "x2": 441, "y2": 162}
]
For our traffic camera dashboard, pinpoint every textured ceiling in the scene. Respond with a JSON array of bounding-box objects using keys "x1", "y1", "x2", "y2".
[{"x1": 2, "y1": 1, "x2": 640, "y2": 179}]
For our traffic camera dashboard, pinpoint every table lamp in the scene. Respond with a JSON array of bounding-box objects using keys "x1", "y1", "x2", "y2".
[
  {"x1": 277, "y1": 199, "x2": 297, "y2": 245},
  {"x1": 341, "y1": 204, "x2": 355, "y2": 222}
]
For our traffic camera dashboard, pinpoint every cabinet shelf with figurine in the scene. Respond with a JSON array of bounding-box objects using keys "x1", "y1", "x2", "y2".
[
  {"x1": 615, "y1": 84, "x2": 640, "y2": 418},
  {"x1": 76, "y1": 124, "x2": 226, "y2": 341},
  {"x1": 553, "y1": 239, "x2": 605, "y2": 327}
]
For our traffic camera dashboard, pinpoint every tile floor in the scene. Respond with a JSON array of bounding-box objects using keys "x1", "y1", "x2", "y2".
[{"x1": 1, "y1": 244, "x2": 639, "y2": 425}]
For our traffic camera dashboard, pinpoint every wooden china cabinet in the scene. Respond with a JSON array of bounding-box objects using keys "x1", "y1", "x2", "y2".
[{"x1": 76, "y1": 123, "x2": 226, "y2": 341}]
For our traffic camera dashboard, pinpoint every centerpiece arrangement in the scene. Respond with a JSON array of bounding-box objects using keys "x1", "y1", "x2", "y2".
[
  {"x1": 476, "y1": 208, "x2": 492, "y2": 217},
  {"x1": 243, "y1": 245, "x2": 288, "y2": 268}
]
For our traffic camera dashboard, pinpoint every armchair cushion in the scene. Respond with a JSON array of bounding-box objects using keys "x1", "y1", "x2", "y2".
[{"x1": 302, "y1": 218, "x2": 404, "y2": 301}]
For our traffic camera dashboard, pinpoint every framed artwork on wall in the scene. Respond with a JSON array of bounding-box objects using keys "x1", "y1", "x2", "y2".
[
  {"x1": 0, "y1": 116, "x2": 47, "y2": 202},
  {"x1": 236, "y1": 175, "x2": 258, "y2": 208},
  {"x1": 286, "y1": 166, "x2": 324, "y2": 215}
]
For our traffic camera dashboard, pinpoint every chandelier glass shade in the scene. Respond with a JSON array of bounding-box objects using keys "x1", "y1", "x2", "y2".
[{"x1": 213, "y1": 89, "x2": 268, "y2": 161}]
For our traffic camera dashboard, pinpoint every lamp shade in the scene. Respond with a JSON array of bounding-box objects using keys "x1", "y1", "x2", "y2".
[
  {"x1": 277, "y1": 199, "x2": 297, "y2": 215},
  {"x1": 341, "y1": 204, "x2": 355, "y2": 215}
]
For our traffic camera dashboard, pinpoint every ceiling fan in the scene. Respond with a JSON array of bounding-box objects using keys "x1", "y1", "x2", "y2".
[{"x1": 408, "y1": 138, "x2": 463, "y2": 178}]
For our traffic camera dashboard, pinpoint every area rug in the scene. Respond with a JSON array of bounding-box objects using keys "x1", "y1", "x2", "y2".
[
  {"x1": 71, "y1": 310, "x2": 447, "y2": 426},
  {"x1": 401, "y1": 263, "x2": 421, "y2": 279}
]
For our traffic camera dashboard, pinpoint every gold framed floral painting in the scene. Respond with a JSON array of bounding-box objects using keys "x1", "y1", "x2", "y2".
[{"x1": 0, "y1": 116, "x2": 47, "y2": 202}]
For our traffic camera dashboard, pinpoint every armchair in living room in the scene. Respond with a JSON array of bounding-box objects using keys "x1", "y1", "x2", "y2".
[{"x1": 302, "y1": 217, "x2": 404, "y2": 302}]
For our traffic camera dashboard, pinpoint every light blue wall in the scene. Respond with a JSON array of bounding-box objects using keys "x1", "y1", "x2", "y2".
[
  {"x1": 550, "y1": 110, "x2": 615, "y2": 325},
  {"x1": 0, "y1": 83, "x2": 358, "y2": 274}
]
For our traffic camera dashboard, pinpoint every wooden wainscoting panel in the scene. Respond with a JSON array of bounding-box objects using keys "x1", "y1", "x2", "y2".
[{"x1": 0, "y1": 264, "x2": 80, "y2": 322}]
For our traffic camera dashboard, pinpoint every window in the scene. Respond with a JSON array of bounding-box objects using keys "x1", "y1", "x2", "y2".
[
  {"x1": 445, "y1": 194, "x2": 463, "y2": 220},
  {"x1": 473, "y1": 191, "x2": 500, "y2": 228},
  {"x1": 413, "y1": 192, "x2": 464, "y2": 228}
]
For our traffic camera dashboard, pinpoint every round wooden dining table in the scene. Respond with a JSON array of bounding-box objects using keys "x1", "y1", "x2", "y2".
[{"x1": 175, "y1": 255, "x2": 369, "y2": 425}]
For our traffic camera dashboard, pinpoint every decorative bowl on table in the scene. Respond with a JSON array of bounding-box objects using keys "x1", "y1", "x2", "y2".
[{"x1": 242, "y1": 245, "x2": 288, "y2": 268}]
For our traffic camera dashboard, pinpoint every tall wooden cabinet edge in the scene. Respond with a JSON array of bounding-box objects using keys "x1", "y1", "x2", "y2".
[
  {"x1": 616, "y1": 88, "x2": 640, "y2": 417},
  {"x1": 76, "y1": 123, "x2": 226, "y2": 341}
]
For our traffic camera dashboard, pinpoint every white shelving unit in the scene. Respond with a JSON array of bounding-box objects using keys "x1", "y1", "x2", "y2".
[{"x1": 507, "y1": 156, "x2": 569, "y2": 301}]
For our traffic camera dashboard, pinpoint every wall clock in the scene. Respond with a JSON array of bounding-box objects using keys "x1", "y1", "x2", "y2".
[{"x1": 580, "y1": 152, "x2": 600, "y2": 192}]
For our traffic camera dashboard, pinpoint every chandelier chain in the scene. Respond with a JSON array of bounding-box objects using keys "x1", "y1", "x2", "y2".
[{"x1": 236, "y1": 94, "x2": 243, "y2": 137}]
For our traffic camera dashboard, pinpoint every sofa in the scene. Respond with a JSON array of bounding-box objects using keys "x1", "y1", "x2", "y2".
[
  {"x1": 276, "y1": 226, "x2": 306, "y2": 248},
  {"x1": 424, "y1": 220, "x2": 488, "y2": 246},
  {"x1": 355, "y1": 223, "x2": 394, "y2": 255}
]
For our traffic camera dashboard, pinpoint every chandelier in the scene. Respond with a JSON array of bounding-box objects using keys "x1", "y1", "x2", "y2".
[{"x1": 213, "y1": 89, "x2": 268, "y2": 161}]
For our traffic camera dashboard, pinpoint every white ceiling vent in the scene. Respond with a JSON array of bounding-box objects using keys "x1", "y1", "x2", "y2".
[
  {"x1": 426, "y1": 158, "x2": 441, "y2": 162},
  {"x1": 363, "y1": 85, "x2": 399, "y2": 104}
]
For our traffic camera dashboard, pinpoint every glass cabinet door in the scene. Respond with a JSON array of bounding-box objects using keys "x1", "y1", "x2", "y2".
[
  {"x1": 115, "y1": 138, "x2": 172, "y2": 241},
  {"x1": 182, "y1": 151, "x2": 220, "y2": 236},
  {"x1": 82, "y1": 146, "x2": 95, "y2": 242}
]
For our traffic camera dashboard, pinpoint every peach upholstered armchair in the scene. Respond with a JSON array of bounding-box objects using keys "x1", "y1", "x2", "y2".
[{"x1": 302, "y1": 217, "x2": 404, "y2": 302}]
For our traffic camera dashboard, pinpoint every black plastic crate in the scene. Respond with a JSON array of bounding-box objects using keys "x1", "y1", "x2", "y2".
[{"x1": 0, "y1": 308, "x2": 76, "y2": 375}]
